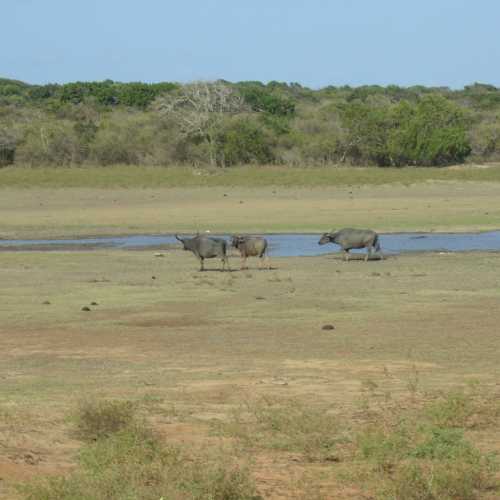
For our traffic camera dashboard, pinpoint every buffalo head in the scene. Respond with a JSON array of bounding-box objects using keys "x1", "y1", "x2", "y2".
[
  {"x1": 231, "y1": 235, "x2": 246, "y2": 248},
  {"x1": 318, "y1": 233, "x2": 332, "y2": 245},
  {"x1": 175, "y1": 234, "x2": 188, "y2": 250}
]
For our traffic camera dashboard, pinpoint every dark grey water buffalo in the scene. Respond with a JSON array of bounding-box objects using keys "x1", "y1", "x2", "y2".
[
  {"x1": 231, "y1": 235, "x2": 270, "y2": 270},
  {"x1": 175, "y1": 234, "x2": 229, "y2": 271},
  {"x1": 318, "y1": 228, "x2": 382, "y2": 261}
]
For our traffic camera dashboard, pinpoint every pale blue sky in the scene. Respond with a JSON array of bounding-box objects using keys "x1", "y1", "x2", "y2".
[{"x1": 2, "y1": 0, "x2": 499, "y2": 88}]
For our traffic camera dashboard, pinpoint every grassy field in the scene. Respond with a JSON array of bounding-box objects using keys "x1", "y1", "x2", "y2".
[
  {"x1": 1, "y1": 165, "x2": 499, "y2": 498},
  {"x1": 2, "y1": 164, "x2": 500, "y2": 188},
  {"x1": 1, "y1": 165, "x2": 500, "y2": 238},
  {"x1": 0, "y1": 164, "x2": 500, "y2": 189},
  {"x1": 1, "y1": 248, "x2": 499, "y2": 498}
]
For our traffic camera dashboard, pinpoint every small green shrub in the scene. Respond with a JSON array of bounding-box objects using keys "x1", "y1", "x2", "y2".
[
  {"x1": 391, "y1": 458, "x2": 495, "y2": 500},
  {"x1": 218, "y1": 118, "x2": 274, "y2": 166},
  {"x1": 411, "y1": 427, "x2": 478, "y2": 461},
  {"x1": 75, "y1": 399, "x2": 136, "y2": 441},
  {"x1": 354, "y1": 391, "x2": 499, "y2": 499},
  {"x1": 469, "y1": 118, "x2": 500, "y2": 161},
  {"x1": 357, "y1": 423, "x2": 411, "y2": 470},
  {"x1": 217, "y1": 398, "x2": 340, "y2": 461},
  {"x1": 16, "y1": 120, "x2": 81, "y2": 166},
  {"x1": 426, "y1": 391, "x2": 473, "y2": 428},
  {"x1": 89, "y1": 112, "x2": 160, "y2": 165},
  {"x1": 22, "y1": 408, "x2": 258, "y2": 500}
]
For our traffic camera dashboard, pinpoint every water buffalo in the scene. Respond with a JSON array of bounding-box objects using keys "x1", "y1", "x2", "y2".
[
  {"x1": 175, "y1": 234, "x2": 229, "y2": 271},
  {"x1": 318, "y1": 228, "x2": 382, "y2": 261},
  {"x1": 231, "y1": 235, "x2": 270, "y2": 270}
]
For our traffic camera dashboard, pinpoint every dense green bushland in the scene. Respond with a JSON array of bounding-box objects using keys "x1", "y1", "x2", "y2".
[{"x1": 1, "y1": 77, "x2": 500, "y2": 167}]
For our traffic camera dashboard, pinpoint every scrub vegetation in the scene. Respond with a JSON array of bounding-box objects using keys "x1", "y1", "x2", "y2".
[{"x1": 2, "y1": 78, "x2": 500, "y2": 168}]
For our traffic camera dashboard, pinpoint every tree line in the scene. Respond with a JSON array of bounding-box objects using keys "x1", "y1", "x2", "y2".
[{"x1": 1, "y1": 77, "x2": 499, "y2": 167}]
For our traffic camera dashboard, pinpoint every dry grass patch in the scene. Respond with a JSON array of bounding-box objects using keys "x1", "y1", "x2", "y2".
[
  {"x1": 74, "y1": 399, "x2": 137, "y2": 442},
  {"x1": 2, "y1": 174, "x2": 500, "y2": 238},
  {"x1": 1, "y1": 249, "x2": 500, "y2": 498}
]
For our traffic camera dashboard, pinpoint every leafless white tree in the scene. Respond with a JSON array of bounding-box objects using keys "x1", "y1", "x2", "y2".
[{"x1": 153, "y1": 81, "x2": 247, "y2": 166}]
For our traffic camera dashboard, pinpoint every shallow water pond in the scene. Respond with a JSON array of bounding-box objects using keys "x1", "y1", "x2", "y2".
[{"x1": 1, "y1": 231, "x2": 500, "y2": 256}]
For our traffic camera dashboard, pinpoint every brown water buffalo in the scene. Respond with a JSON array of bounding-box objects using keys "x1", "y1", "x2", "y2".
[
  {"x1": 231, "y1": 235, "x2": 270, "y2": 270},
  {"x1": 318, "y1": 228, "x2": 382, "y2": 261}
]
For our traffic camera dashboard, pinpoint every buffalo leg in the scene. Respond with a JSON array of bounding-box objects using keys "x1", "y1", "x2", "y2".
[
  {"x1": 343, "y1": 250, "x2": 350, "y2": 262},
  {"x1": 263, "y1": 254, "x2": 271, "y2": 269},
  {"x1": 199, "y1": 257, "x2": 205, "y2": 272},
  {"x1": 241, "y1": 256, "x2": 247, "y2": 270},
  {"x1": 365, "y1": 246, "x2": 372, "y2": 262},
  {"x1": 374, "y1": 239, "x2": 384, "y2": 260}
]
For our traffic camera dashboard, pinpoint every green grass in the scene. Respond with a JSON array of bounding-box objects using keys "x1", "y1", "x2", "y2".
[
  {"x1": 354, "y1": 393, "x2": 499, "y2": 500},
  {"x1": 2, "y1": 164, "x2": 500, "y2": 188},
  {"x1": 15, "y1": 390, "x2": 500, "y2": 500},
  {"x1": 215, "y1": 397, "x2": 341, "y2": 461},
  {"x1": 21, "y1": 401, "x2": 258, "y2": 500},
  {"x1": 214, "y1": 388, "x2": 499, "y2": 499}
]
